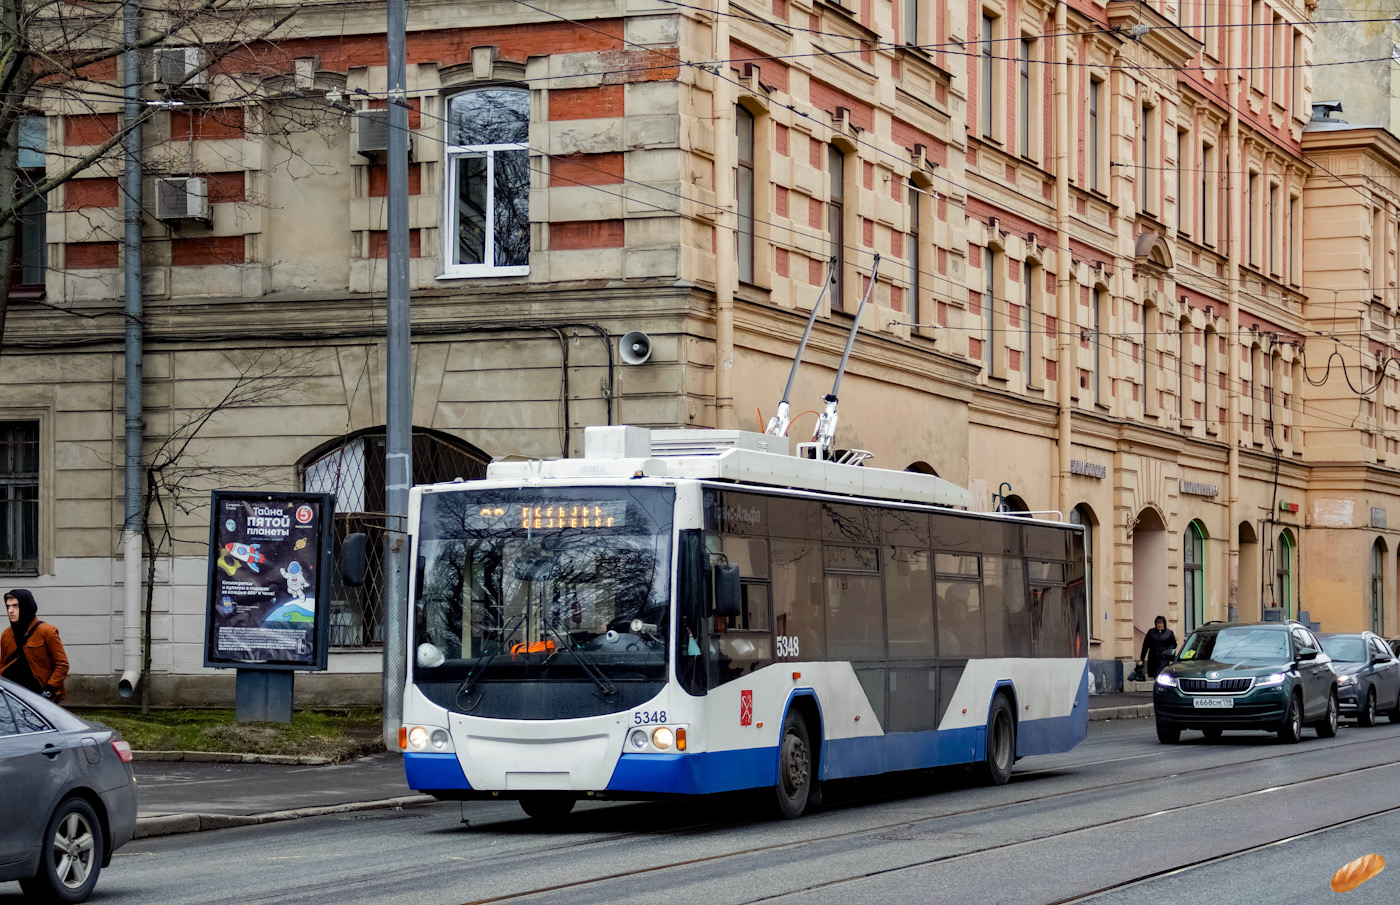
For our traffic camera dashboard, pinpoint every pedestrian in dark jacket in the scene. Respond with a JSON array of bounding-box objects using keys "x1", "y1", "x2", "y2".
[
  {"x1": 1, "y1": 589, "x2": 70, "y2": 702},
  {"x1": 1138, "y1": 614, "x2": 1177, "y2": 679}
]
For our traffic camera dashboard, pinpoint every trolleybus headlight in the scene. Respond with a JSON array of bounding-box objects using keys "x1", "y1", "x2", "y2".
[
  {"x1": 430, "y1": 728, "x2": 451, "y2": 750},
  {"x1": 629, "y1": 729, "x2": 649, "y2": 750},
  {"x1": 407, "y1": 726, "x2": 431, "y2": 751},
  {"x1": 652, "y1": 727, "x2": 674, "y2": 750}
]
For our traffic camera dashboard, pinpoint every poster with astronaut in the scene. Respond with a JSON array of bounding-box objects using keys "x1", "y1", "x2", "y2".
[{"x1": 204, "y1": 491, "x2": 334, "y2": 670}]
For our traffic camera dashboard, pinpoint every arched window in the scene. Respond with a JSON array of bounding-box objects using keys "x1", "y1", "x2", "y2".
[
  {"x1": 1184, "y1": 520, "x2": 1206, "y2": 632},
  {"x1": 998, "y1": 494, "x2": 1031, "y2": 518},
  {"x1": 444, "y1": 88, "x2": 530, "y2": 277},
  {"x1": 1372, "y1": 539, "x2": 1386, "y2": 633},
  {"x1": 1276, "y1": 530, "x2": 1294, "y2": 619},
  {"x1": 302, "y1": 428, "x2": 489, "y2": 646},
  {"x1": 1071, "y1": 505, "x2": 1096, "y2": 634}
]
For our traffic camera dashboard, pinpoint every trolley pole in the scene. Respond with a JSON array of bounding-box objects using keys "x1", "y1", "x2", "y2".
[{"x1": 381, "y1": 0, "x2": 412, "y2": 751}]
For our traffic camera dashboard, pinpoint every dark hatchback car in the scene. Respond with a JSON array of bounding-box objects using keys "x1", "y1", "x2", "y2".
[
  {"x1": 0, "y1": 678, "x2": 137, "y2": 903},
  {"x1": 1153, "y1": 621, "x2": 1338, "y2": 744},
  {"x1": 1317, "y1": 632, "x2": 1400, "y2": 725}
]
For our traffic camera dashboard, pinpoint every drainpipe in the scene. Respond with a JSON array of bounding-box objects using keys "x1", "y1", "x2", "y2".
[
  {"x1": 117, "y1": 0, "x2": 143, "y2": 699},
  {"x1": 1054, "y1": 0, "x2": 1072, "y2": 514},
  {"x1": 1225, "y1": 11, "x2": 1242, "y2": 623},
  {"x1": 712, "y1": 0, "x2": 737, "y2": 429}
]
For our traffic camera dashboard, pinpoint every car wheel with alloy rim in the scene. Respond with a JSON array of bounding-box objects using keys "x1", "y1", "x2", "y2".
[
  {"x1": 18, "y1": 797, "x2": 103, "y2": 904},
  {"x1": 1315, "y1": 690, "x2": 1339, "y2": 738},
  {"x1": 1277, "y1": 692, "x2": 1304, "y2": 744}
]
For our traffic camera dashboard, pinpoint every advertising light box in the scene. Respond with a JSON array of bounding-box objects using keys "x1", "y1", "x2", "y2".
[{"x1": 204, "y1": 490, "x2": 334, "y2": 671}]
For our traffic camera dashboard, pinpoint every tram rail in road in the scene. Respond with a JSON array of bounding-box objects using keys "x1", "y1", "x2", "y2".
[{"x1": 155, "y1": 721, "x2": 1400, "y2": 905}]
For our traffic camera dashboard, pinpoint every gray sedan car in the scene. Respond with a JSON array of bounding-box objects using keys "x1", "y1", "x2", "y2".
[
  {"x1": 1318, "y1": 632, "x2": 1400, "y2": 725},
  {"x1": 0, "y1": 678, "x2": 137, "y2": 903}
]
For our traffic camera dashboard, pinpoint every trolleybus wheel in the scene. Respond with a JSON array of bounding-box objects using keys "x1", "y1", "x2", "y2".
[
  {"x1": 977, "y1": 694, "x2": 1016, "y2": 786},
  {"x1": 519, "y1": 793, "x2": 576, "y2": 822},
  {"x1": 773, "y1": 710, "x2": 812, "y2": 819}
]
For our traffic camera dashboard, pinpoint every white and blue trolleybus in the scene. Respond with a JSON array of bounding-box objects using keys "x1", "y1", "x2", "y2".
[{"x1": 399, "y1": 426, "x2": 1089, "y2": 820}]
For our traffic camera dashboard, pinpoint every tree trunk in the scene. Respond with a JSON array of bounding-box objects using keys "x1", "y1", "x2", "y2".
[{"x1": 141, "y1": 471, "x2": 159, "y2": 714}]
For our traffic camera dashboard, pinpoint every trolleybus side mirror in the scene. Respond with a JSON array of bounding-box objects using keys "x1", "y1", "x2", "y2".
[
  {"x1": 713, "y1": 563, "x2": 742, "y2": 618},
  {"x1": 340, "y1": 532, "x2": 369, "y2": 587}
]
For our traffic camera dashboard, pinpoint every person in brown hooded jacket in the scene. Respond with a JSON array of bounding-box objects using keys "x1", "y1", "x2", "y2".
[{"x1": 1, "y1": 588, "x2": 69, "y2": 702}]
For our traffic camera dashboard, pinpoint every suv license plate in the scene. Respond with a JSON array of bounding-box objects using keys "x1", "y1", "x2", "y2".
[{"x1": 1193, "y1": 697, "x2": 1234, "y2": 709}]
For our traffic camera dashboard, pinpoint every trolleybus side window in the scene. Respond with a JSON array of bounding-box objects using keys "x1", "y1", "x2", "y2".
[
  {"x1": 936, "y1": 552, "x2": 985, "y2": 658},
  {"x1": 1028, "y1": 560, "x2": 1070, "y2": 656},
  {"x1": 983, "y1": 553, "x2": 1029, "y2": 657},
  {"x1": 885, "y1": 546, "x2": 935, "y2": 658},
  {"x1": 772, "y1": 537, "x2": 826, "y2": 660},
  {"x1": 706, "y1": 492, "x2": 776, "y2": 679},
  {"x1": 825, "y1": 545, "x2": 885, "y2": 660}
]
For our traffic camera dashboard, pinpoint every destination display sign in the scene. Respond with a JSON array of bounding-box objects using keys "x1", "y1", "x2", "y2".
[{"x1": 466, "y1": 501, "x2": 628, "y2": 531}]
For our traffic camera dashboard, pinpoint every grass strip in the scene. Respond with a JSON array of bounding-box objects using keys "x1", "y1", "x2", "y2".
[{"x1": 72, "y1": 707, "x2": 384, "y2": 761}]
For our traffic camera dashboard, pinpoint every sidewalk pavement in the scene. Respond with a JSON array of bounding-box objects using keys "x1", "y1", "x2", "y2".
[
  {"x1": 132, "y1": 752, "x2": 434, "y2": 839},
  {"x1": 130, "y1": 692, "x2": 1153, "y2": 840},
  {"x1": 1086, "y1": 690, "x2": 1154, "y2": 721}
]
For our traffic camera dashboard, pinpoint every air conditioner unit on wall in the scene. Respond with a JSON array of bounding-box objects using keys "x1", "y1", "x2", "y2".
[
  {"x1": 153, "y1": 176, "x2": 210, "y2": 222},
  {"x1": 354, "y1": 109, "x2": 415, "y2": 159},
  {"x1": 152, "y1": 47, "x2": 208, "y2": 94}
]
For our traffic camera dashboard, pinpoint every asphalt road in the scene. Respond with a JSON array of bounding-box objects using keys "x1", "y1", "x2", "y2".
[{"x1": 9, "y1": 718, "x2": 1400, "y2": 905}]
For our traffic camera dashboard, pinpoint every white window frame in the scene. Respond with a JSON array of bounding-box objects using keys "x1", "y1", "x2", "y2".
[{"x1": 441, "y1": 90, "x2": 531, "y2": 280}]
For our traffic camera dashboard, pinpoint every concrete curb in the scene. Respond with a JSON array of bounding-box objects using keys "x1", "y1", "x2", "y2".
[
  {"x1": 1088, "y1": 704, "x2": 1153, "y2": 721},
  {"x1": 134, "y1": 794, "x2": 436, "y2": 839},
  {"x1": 133, "y1": 750, "x2": 334, "y2": 765}
]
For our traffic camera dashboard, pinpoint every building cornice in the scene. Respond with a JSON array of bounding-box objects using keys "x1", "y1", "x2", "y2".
[{"x1": 1302, "y1": 126, "x2": 1400, "y2": 175}]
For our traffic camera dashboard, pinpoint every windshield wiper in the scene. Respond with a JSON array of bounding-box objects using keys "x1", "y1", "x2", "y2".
[
  {"x1": 544, "y1": 617, "x2": 617, "y2": 697},
  {"x1": 456, "y1": 611, "x2": 527, "y2": 707}
]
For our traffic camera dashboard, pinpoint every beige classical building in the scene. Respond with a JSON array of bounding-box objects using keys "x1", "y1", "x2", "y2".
[{"x1": 1, "y1": 0, "x2": 1397, "y2": 703}]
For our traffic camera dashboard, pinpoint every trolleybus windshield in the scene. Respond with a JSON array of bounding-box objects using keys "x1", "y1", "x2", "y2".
[{"x1": 413, "y1": 486, "x2": 676, "y2": 704}]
